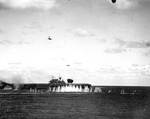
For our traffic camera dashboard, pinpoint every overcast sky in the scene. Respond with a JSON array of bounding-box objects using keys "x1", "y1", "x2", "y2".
[{"x1": 0, "y1": 0, "x2": 150, "y2": 85}]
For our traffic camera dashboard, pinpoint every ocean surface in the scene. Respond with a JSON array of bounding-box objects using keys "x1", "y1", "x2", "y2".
[{"x1": 0, "y1": 93, "x2": 150, "y2": 119}]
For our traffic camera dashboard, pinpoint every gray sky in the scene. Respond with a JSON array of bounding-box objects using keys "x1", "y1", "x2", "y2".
[{"x1": 0, "y1": 0, "x2": 150, "y2": 85}]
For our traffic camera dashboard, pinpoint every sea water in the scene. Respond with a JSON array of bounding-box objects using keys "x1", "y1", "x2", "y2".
[{"x1": 0, "y1": 93, "x2": 149, "y2": 119}]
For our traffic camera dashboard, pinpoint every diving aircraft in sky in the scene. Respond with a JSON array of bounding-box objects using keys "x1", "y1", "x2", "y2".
[
  {"x1": 67, "y1": 0, "x2": 116, "y2": 3},
  {"x1": 111, "y1": 0, "x2": 116, "y2": 3},
  {"x1": 48, "y1": 0, "x2": 116, "y2": 41},
  {"x1": 48, "y1": 36, "x2": 52, "y2": 40}
]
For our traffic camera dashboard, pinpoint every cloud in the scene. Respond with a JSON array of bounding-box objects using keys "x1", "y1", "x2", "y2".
[
  {"x1": 104, "y1": 38, "x2": 150, "y2": 54},
  {"x1": 143, "y1": 48, "x2": 150, "y2": 56},
  {"x1": 126, "y1": 41, "x2": 150, "y2": 48},
  {"x1": 23, "y1": 21, "x2": 45, "y2": 32},
  {"x1": 112, "y1": 38, "x2": 150, "y2": 48},
  {"x1": 73, "y1": 28, "x2": 95, "y2": 37},
  {"x1": 108, "y1": 0, "x2": 138, "y2": 10},
  {"x1": 0, "y1": 40, "x2": 12, "y2": 45},
  {"x1": 104, "y1": 48, "x2": 126, "y2": 54},
  {"x1": 0, "y1": 28, "x2": 4, "y2": 33},
  {"x1": 0, "y1": 0, "x2": 56, "y2": 10}
]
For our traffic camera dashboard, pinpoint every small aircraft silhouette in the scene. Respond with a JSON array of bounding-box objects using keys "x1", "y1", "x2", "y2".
[
  {"x1": 68, "y1": 0, "x2": 116, "y2": 3},
  {"x1": 48, "y1": 36, "x2": 52, "y2": 40},
  {"x1": 66, "y1": 64, "x2": 70, "y2": 67},
  {"x1": 111, "y1": 0, "x2": 116, "y2": 3}
]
